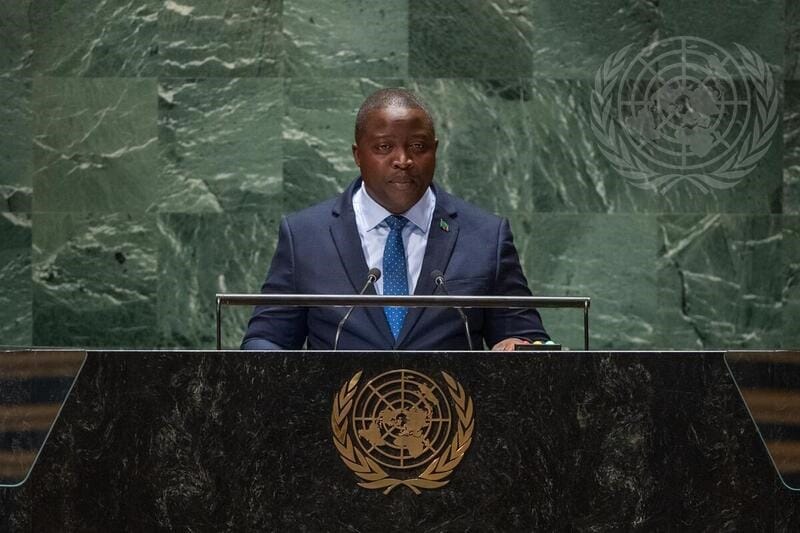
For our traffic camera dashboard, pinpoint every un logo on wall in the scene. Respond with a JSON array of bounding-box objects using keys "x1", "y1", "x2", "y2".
[
  {"x1": 591, "y1": 36, "x2": 778, "y2": 193},
  {"x1": 331, "y1": 369, "x2": 474, "y2": 494}
]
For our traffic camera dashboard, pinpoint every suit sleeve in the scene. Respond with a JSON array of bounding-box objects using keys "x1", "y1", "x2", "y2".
[
  {"x1": 240, "y1": 216, "x2": 308, "y2": 350},
  {"x1": 483, "y1": 218, "x2": 550, "y2": 346}
]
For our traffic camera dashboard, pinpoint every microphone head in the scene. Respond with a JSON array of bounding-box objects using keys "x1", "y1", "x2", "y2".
[
  {"x1": 368, "y1": 267, "x2": 381, "y2": 281},
  {"x1": 430, "y1": 269, "x2": 444, "y2": 284}
]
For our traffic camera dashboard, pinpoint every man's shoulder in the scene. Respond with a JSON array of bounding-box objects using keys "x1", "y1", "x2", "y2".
[
  {"x1": 283, "y1": 178, "x2": 360, "y2": 227},
  {"x1": 281, "y1": 184, "x2": 505, "y2": 229},
  {"x1": 438, "y1": 189, "x2": 504, "y2": 225},
  {"x1": 283, "y1": 196, "x2": 338, "y2": 226}
]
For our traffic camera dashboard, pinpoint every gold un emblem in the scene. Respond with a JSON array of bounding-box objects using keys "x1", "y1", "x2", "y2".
[{"x1": 331, "y1": 369, "x2": 474, "y2": 494}]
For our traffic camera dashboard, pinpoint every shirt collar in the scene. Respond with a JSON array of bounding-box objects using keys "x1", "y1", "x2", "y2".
[{"x1": 357, "y1": 182, "x2": 436, "y2": 234}]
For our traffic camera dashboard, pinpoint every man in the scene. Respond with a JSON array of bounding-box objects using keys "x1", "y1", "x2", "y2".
[{"x1": 242, "y1": 88, "x2": 549, "y2": 351}]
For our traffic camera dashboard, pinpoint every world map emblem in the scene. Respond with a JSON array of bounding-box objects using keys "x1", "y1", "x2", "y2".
[
  {"x1": 331, "y1": 369, "x2": 474, "y2": 494},
  {"x1": 591, "y1": 36, "x2": 779, "y2": 193}
]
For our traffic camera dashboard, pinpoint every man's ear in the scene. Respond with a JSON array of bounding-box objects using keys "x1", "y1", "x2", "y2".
[{"x1": 352, "y1": 143, "x2": 361, "y2": 167}]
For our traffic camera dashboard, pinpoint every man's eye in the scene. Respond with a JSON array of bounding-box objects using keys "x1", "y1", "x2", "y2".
[
  {"x1": 376, "y1": 144, "x2": 392, "y2": 152},
  {"x1": 411, "y1": 143, "x2": 426, "y2": 152}
]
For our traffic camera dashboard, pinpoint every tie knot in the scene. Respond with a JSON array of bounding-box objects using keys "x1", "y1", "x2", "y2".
[{"x1": 384, "y1": 215, "x2": 408, "y2": 231}]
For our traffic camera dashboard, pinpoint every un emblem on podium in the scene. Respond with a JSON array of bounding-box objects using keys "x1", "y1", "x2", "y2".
[{"x1": 331, "y1": 369, "x2": 474, "y2": 494}]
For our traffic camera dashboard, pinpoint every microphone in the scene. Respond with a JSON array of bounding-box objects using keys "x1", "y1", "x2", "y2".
[
  {"x1": 430, "y1": 270, "x2": 474, "y2": 351},
  {"x1": 334, "y1": 268, "x2": 381, "y2": 351}
]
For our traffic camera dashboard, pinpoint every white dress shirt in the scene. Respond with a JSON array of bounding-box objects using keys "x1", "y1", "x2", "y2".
[{"x1": 351, "y1": 183, "x2": 436, "y2": 295}]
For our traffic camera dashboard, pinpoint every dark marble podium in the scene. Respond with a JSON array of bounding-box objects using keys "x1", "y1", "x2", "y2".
[{"x1": 1, "y1": 350, "x2": 798, "y2": 531}]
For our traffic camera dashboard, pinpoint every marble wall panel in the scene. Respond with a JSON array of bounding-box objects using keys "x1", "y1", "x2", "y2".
[
  {"x1": 282, "y1": 78, "x2": 399, "y2": 212},
  {"x1": 0, "y1": 214, "x2": 32, "y2": 346},
  {"x1": 283, "y1": 0, "x2": 408, "y2": 77},
  {"x1": 786, "y1": 81, "x2": 800, "y2": 214},
  {"x1": 410, "y1": 79, "x2": 535, "y2": 215},
  {"x1": 660, "y1": 0, "x2": 784, "y2": 72},
  {"x1": 0, "y1": 79, "x2": 32, "y2": 212},
  {"x1": 32, "y1": 213, "x2": 157, "y2": 348},
  {"x1": 529, "y1": 78, "x2": 783, "y2": 214},
  {"x1": 789, "y1": 0, "x2": 800, "y2": 79},
  {"x1": 157, "y1": 78, "x2": 283, "y2": 213},
  {"x1": 784, "y1": 215, "x2": 800, "y2": 348},
  {"x1": 529, "y1": 0, "x2": 659, "y2": 80},
  {"x1": 32, "y1": 77, "x2": 158, "y2": 213},
  {"x1": 155, "y1": 211, "x2": 281, "y2": 349},
  {"x1": 0, "y1": 0, "x2": 31, "y2": 77},
  {"x1": 514, "y1": 214, "x2": 658, "y2": 350},
  {"x1": 30, "y1": 0, "x2": 159, "y2": 77},
  {"x1": 2, "y1": 0, "x2": 794, "y2": 350},
  {"x1": 656, "y1": 215, "x2": 787, "y2": 349},
  {"x1": 409, "y1": 0, "x2": 533, "y2": 78},
  {"x1": 159, "y1": 0, "x2": 283, "y2": 77},
  {"x1": 528, "y1": 79, "x2": 662, "y2": 213}
]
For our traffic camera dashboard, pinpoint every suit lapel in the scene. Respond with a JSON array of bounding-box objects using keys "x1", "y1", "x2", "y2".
[
  {"x1": 396, "y1": 193, "x2": 459, "y2": 347},
  {"x1": 329, "y1": 179, "x2": 395, "y2": 346}
]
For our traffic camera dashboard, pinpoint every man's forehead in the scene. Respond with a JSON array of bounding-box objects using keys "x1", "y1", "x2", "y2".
[{"x1": 362, "y1": 106, "x2": 434, "y2": 132}]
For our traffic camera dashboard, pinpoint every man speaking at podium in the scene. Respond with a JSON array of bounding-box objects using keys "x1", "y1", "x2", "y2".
[{"x1": 242, "y1": 89, "x2": 549, "y2": 351}]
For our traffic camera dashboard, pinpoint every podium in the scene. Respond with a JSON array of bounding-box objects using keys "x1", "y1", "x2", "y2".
[{"x1": 1, "y1": 349, "x2": 798, "y2": 530}]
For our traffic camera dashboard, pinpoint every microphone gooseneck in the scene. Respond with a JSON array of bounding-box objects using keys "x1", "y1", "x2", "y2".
[
  {"x1": 333, "y1": 268, "x2": 381, "y2": 351},
  {"x1": 430, "y1": 270, "x2": 474, "y2": 351}
]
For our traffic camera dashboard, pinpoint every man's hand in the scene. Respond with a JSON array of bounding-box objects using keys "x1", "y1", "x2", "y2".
[{"x1": 491, "y1": 337, "x2": 531, "y2": 351}]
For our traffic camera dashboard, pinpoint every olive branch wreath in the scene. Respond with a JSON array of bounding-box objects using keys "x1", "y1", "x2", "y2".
[
  {"x1": 330, "y1": 370, "x2": 474, "y2": 495},
  {"x1": 590, "y1": 42, "x2": 778, "y2": 193}
]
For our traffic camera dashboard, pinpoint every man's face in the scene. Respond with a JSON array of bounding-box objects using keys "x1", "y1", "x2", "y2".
[{"x1": 352, "y1": 105, "x2": 438, "y2": 214}]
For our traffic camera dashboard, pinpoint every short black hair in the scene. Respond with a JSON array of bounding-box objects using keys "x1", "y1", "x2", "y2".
[{"x1": 354, "y1": 88, "x2": 435, "y2": 141}]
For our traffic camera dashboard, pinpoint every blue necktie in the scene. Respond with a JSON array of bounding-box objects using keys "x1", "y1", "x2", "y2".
[{"x1": 382, "y1": 215, "x2": 409, "y2": 339}]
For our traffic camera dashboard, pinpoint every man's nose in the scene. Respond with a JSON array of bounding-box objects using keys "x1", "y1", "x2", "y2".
[{"x1": 393, "y1": 149, "x2": 414, "y2": 169}]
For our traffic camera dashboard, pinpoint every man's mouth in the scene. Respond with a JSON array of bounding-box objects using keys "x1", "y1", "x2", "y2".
[
  {"x1": 388, "y1": 180, "x2": 415, "y2": 190},
  {"x1": 388, "y1": 176, "x2": 416, "y2": 189}
]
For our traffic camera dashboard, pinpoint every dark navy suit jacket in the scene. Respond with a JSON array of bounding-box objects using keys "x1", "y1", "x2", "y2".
[{"x1": 241, "y1": 179, "x2": 549, "y2": 350}]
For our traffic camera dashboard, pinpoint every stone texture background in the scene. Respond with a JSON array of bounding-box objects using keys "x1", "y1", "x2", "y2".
[{"x1": 0, "y1": 0, "x2": 798, "y2": 350}]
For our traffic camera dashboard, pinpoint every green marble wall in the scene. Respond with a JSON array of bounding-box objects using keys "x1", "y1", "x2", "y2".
[{"x1": 1, "y1": 0, "x2": 797, "y2": 350}]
